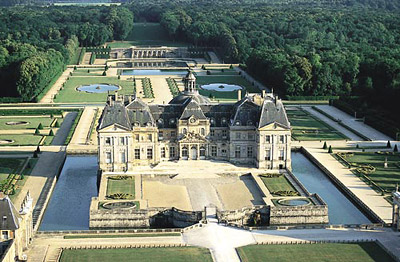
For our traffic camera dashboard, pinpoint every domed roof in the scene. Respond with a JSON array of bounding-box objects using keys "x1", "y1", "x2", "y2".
[{"x1": 169, "y1": 93, "x2": 211, "y2": 105}]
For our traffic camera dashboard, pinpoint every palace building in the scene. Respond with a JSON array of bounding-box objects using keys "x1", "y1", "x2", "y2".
[{"x1": 97, "y1": 71, "x2": 291, "y2": 172}]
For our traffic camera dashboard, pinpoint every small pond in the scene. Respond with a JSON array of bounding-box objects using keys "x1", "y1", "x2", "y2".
[
  {"x1": 200, "y1": 83, "x2": 243, "y2": 92},
  {"x1": 277, "y1": 198, "x2": 311, "y2": 206},
  {"x1": 76, "y1": 84, "x2": 119, "y2": 93},
  {"x1": 121, "y1": 69, "x2": 188, "y2": 76},
  {"x1": 39, "y1": 156, "x2": 98, "y2": 231},
  {"x1": 291, "y1": 152, "x2": 371, "y2": 225}
]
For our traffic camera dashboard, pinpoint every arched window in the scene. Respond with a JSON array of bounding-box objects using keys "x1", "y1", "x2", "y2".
[
  {"x1": 182, "y1": 128, "x2": 187, "y2": 134},
  {"x1": 182, "y1": 147, "x2": 188, "y2": 157}
]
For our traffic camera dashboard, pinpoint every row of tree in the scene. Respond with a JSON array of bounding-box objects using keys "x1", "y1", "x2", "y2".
[{"x1": 0, "y1": 6, "x2": 133, "y2": 100}]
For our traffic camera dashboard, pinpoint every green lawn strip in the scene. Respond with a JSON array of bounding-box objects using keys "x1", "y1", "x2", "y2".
[
  {"x1": 0, "y1": 134, "x2": 43, "y2": 146},
  {"x1": 125, "y1": 23, "x2": 172, "y2": 42},
  {"x1": 196, "y1": 75, "x2": 259, "y2": 93},
  {"x1": 9, "y1": 158, "x2": 38, "y2": 201},
  {"x1": 107, "y1": 40, "x2": 188, "y2": 48},
  {"x1": 64, "y1": 233, "x2": 180, "y2": 239},
  {"x1": 237, "y1": 242, "x2": 395, "y2": 262},
  {"x1": 70, "y1": 48, "x2": 83, "y2": 65},
  {"x1": 287, "y1": 109, "x2": 348, "y2": 140},
  {"x1": 343, "y1": 152, "x2": 400, "y2": 192},
  {"x1": 260, "y1": 175, "x2": 297, "y2": 194},
  {"x1": 54, "y1": 76, "x2": 134, "y2": 103},
  {"x1": 72, "y1": 70, "x2": 104, "y2": 76},
  {"x1": 0, "y1": 158, "x2": 25, "y2": 181},
  {"x1": 0, "y1": 117, "x2": 54, "y2": 130},
  {"x1": 203, "y1": 69, "x2": 238, "y2": 76},
  {"x1": 106, "y1": 178, "x2": 135, "y2": 199},
  {"x1": 60, "y1": 247, "x2": 213, "y2": 262}
]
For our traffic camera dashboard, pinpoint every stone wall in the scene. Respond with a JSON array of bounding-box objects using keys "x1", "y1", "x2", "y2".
[
  {"x1": 270, "y1": 205, "x2": 329, "y2": 225},
  {"x1": 217, "y1": 206, "x2": 270, "y2": 226},
  {"x1": 90, "y1": 207, "x2": 203, "y2": 229}
]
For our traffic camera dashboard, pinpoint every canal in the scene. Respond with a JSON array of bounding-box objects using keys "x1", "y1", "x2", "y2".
[
  {"x1": 39, "y1": 156, "x2": 98, "y2": 231},
  {"x1": 291, "y1": 152, "x2": 371, "y2": 225}
]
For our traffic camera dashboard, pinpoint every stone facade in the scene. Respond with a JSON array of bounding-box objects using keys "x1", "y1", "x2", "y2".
[
  {"x1": 393, "y1": 189, "x2": 400, "y2": 231},
  {"x1": 97, "y1": 71, "x2": 291, "y2": 172}
]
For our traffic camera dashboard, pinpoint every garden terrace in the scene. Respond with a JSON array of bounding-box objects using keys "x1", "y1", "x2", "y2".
[
  {"x1": 106, "y1": 175, "x2": 135, "y2": 200},
  {"x1": 237, "y1": 242, "x2": 395, "y2": 262},
  {"x1": 259, "y1": 174, "x2": 299, "y2": 197},
  {"x1": 335, "y1": 151, "x2": 400, "y2": 195},
  {"x1": 59, "y1": 247, "x2": 213, "y2": 262},
  {"x1": 53, "y1": 77, "x2": 134, "y2": 103},
  {"x1": 286, "y1": 108, "x2": 348, "y2": 141}
]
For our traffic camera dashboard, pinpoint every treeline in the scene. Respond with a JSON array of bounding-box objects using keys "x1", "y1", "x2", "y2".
[{"x1": 0, "y1": 6, "x2": 133, "y2": 100}]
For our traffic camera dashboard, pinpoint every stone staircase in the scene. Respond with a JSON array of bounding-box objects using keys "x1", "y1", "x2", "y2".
[{"x1": 44, "y1": 247, "x2": 62, "y2": 262}]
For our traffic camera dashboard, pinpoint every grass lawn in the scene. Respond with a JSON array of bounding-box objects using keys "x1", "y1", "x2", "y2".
[
  {"x1": 0, "y1": 117, "x2": 55, "y2": 130},
  {"x1": 107, "y1": 23, "x2": 187, "y2": 48},
  {"x1": 72, "y1": 69, "x2": 104, "y2": 76},
  {"x1": 197, "y1": 75, "x2": 258, "y2": 100},
  {"x1": 260, "y1": 175, "x2": 297, "y2": 195},
  {"x1": 342, "y1": 152, "x2": 400, "y2": 192},
  {"x1": 237, "y1": 242, "x2": 395, "y2": 262},
  {"x1": 203, "y1": 69, "x2": 239, "y2": 75},
  {"x1": 0, "y1": 134, "x2": 43, "y2": 146},
  {"x1": 54, "y1": 76, "x2": 134, "y2": 103},
  {"x1": 60, "y1": 247, "x2": 213, "y2": 262},
  {"x1": 0, "y1": 158, "x2": 25, "y2": 181},
  {"x1": 9, "y1": 158, "x2": 38, "y2": 201},
  {"x1": 69, "y1": 48, "x2": 83, "y2": 65},
  {"x1": 106, "y1": 177, "x2": 135, "y2": 199},
  {"x1": 64, "y1": 233, "x2": 180, "y2": 239},
  {"x1": 287, "y1": 109, "x2": 348, "y2": 141}
]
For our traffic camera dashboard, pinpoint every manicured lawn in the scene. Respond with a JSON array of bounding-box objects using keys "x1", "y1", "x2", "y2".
[
  {"x1": 53, "y1": 76, "x2": 134, "y2": 103},
  {"x1": 260, "y1": 175, "x2": 297, "y2": 195},
  {"x1": 0, "y1": 117, "x2": 55, "y2": 130},
  {"x1": 204, "y1": 69, "x2": 239, "y2": 75},
  {"x1": 0, "y1": 134, "x2": 43, "y2": 146},
  {"x1": 9, "y1": 158, "x2": 38, "y2": 201},
  {"x1": 106, "y1": 177, "x2": 135, "y2": 199},
  {"x1": 64, "y1": 233, "x2": 180, "y2": 239},
  {"x1": 0, "y1": 158, "x2": 25, "y2": 181},
  {"x1": 72, "y1": 69, "x2": 104, "y2": 76},
  {"x1": 341, "y1": 152, "x2": 400, "y2": 193},
  {"x1": 237, "y1": 242, "x2": 395, "y2": 262},
  {"x1": 60, "y1": 247, "x2": 213, "y2": 262},
  {"x1": 107, "y1": 23, "x2": 187, "y2": 47},
  {"x1": 287, "y1": 109, "x2": 348, "y2": 141}
]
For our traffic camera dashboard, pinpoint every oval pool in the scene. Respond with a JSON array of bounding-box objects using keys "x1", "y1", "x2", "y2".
[
  {"x1": 76, "y1": 84, "x2": 119, "y2": 93},
  {"x1": 201, "y1": 83, "x2": 243, "y2": 92}
]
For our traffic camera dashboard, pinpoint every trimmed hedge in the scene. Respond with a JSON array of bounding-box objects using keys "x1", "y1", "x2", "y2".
[
  {"x1": 286, "y1": 95, "x2": 339, "y2": 101},
  {"x1": 0, "y1": 97, "x2": 23, "y2": 103}
]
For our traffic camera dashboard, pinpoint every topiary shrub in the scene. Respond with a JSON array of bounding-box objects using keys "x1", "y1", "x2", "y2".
[
  {"x1": 37, "y1": 123, "x2": 43, "y2": 130},
  {"x1": 49, "y1": 129, "x2": 54, "y2": 136},
  {"x1": 323, "y1": 141, "x2": 327, "y2": 149},
  {"x1": 394, "y1": 145, "x2": 398, "y2": 152},
  {"x1": 55, "y1": 120, "x2": 60, "y2": 128},
  {"x1": 328, "y1": 145, "x2": 333, "y2": 153},
  {"x1": 34, "y1": 128, "x2": 40, "y2": 135},
  {"x1": 387, "y1": 140, "x2": 391, "y2": 148}
]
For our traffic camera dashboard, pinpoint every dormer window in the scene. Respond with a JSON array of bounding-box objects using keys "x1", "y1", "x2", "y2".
[
  {"x1": 235, "y1": 121, "x2": 240, "y2": 126},
  {"x1": 221, "y1": 118, "x2": 227, "y2": 126},
  {"x1": 247, "y1": 120, "x2": 253, "y2": 126},
  {"x1": 169, "y1": 119, "x2": 175, "y2": 125}
]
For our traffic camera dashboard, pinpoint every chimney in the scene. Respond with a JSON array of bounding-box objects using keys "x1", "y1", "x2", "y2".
[
  {"x1": 128, "y1": 96, "x2": 132, "y2": 104},
  {"x1": 238, "y1": 89, "x2": 242, "y2": 101},
  {"x1": 275, "y1": 95, "x2": 279, "y2": 105},
  {"x1": 262, "y1": 89, "x2": 266, "y2": 98}
]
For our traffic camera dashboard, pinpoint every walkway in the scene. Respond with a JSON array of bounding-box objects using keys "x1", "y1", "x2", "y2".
[
  {"x1": 69, "y1": 106, "x2": 98, "y2": 145},
  {"x1": 40, "y1": 68, "x2": 73, "y2": 104},
  {"x1": 148, "y1": 75, "x2": 173, "y2": 104},
  {"x1": 304, "y1": 146, "x2": 393, "y2": 224},
  {"x1": 207, "y1": 52, "x2": 221, "y2": 64},
  {"x1": 313, "y1": 105, "x2": 392, "y2": 141},
  {"x1": 302, "y1": 106, "x2": 362, "y2": 141},
  {"x1": 51, "y1": 112, "x2": 78, "y2": 145}
]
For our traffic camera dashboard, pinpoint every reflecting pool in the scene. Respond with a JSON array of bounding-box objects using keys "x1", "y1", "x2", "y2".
[
  {"x1": 200, "y1": 83, "x2": 243, "y2": 92},
  {"x1": 39, "y1": 156, "x2": 98, "y2": 231},
  {"x1": 291, "y1": 152, "x2": 371, "y2": 224},
  {"x1": 121, "y1": 69, "x2": 188, "y2": 75},
  {"x1": 76, "y1": 84, "x2": 119, "y2": 93}
]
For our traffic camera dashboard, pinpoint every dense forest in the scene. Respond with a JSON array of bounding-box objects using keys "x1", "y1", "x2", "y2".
[{"x1": 0, "y1": 6, "x2": 133, "y2": 100}]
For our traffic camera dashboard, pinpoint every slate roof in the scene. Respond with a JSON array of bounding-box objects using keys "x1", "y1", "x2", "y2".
[
  {"x1": 169, "y1": 93, "x2": 211, "y2": 105},
  {"x1": 0, "y1": 196, "x2": 20, "y2": 231},
  {"x1": 98, "y1": 93, "x2": 290, "y2": 131}
]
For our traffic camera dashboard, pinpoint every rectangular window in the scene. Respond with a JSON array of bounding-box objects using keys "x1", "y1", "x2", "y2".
[
  {"x1": 235, "y1": 146, "x2": 241, "y2": 158},
  {"x1": 221, "y1": 149, "x2": 227, "y2": 156},
  {"x1": 210, "y1": 130, "x2": 215, "y2": 137},
  {"x1": 135, "y1": 134, "x2": 139, "y2": 141},
  {"x1": 236, "y1": 133, "x2": 241, "y2": 140},
  {"x1": 148, "y1": 134, "x2": 152, "y2": 142},
  {"x1": 248, "y1": 133, "x2": 254, "y2": 141},
  {"x1": 105, "y1": 137, "x2": 111, "y2": 146},
  {"x1": 119, "y1": 137, "x2": 124, "y2": 145},
  {"x1": 161, "y1": 147, "x2": 166, "y2": 158},
  {"x1": 171, "y1": 131, "x2": 176, "y2": 137},
  {"x1": 279, "y1": 150, "x2": 285, "y2": 160},
  {"x1": 147, "y1": 147, "x2": 153, "y2": 159},
  {"x1": 222, "y1": 130, "x2": 227, "y2": 138},
  {"x1": 265, "y1": 149, "x2": 271, "y2": 161},
  {"x1": 105, "y1": 152, "x2": 112, "y2": 163},
  {"x1": 134, "y1": 148, "x2": 140, "y2": 159},
  {"x1": 2, "y1": 231, "x2": 9, "y2": 240},
  {"x1": 280, "y1": 135, "x2": 285, "y2": 143},
  {"x1": 158, "y1": 131, "x2": 163, "y2": 140},
  {"x1": 247, "y1": 146, "x2": 253, "y2": 158},
  {"x1": 170, "y1": 147, "x2": 175, "y2": 158},
  {"x1": 266, "y1": 135, "x2": 271, "y2": 143},
  {"x1": 120, "y1": 151, "x2": 126, "y2": 163},
  {"x1": 211, "y1": 146, "x2": 217, "y2": 157}
]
